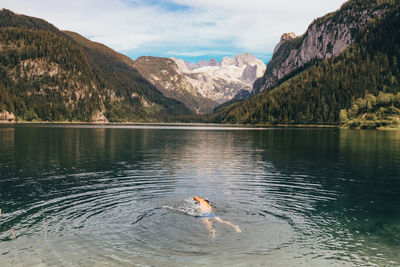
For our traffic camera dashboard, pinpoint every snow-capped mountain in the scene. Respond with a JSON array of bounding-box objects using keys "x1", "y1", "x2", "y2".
[{"x1": 133, "y1": 53, "x2": 266, "y2": 113}]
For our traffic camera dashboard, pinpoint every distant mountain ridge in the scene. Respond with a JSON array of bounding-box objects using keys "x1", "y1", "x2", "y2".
[
  {"x1": 133, "y1": 53, "x2": 265, "y2": 113},
  {"x1": 175, "y1": 53, "x2": 266, "y2": 87},
  {"x1": 173, "y1": 53, "x2": 265, "y2": 102}
]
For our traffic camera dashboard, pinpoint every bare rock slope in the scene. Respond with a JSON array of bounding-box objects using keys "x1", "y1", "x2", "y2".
[{"x1": 255, "y1": 1, "x2": 390, "y2": 93}]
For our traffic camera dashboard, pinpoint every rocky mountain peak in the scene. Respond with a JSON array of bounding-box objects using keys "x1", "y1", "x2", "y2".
[
  {"x1": 233, "y1": 53, "x2": 259, "y2": 67},
  {"x1": 207, "y1": 59, "x2": 220, "y2": 67},
  {"x1": 280, "y1": 32, "x2": 296, "y2": 42},
  {"x1": 170, "y1": 57, "x2": 189, "y2": 72},
  {"x1": 221, "y1": 56, "x2": 234, "y2": 67},
  {"x1": 273, "y1": 32, "x2": 297, "y2": 54}
]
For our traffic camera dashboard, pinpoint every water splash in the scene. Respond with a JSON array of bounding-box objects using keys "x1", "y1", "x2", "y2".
[{"x1": 162, "y1": 198, "x2": 201, "y2": 217}]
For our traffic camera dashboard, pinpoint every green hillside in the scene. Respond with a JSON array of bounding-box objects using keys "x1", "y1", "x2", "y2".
[
  {"x1": 64, "y1": 31, "x2": 191, "y2": 122},
  {"x1": 0, "y1": 9, "x2": 191, "y2": 122},
  {"x1": 214, "y1": 4, "x2": 400, "y2": 125}
]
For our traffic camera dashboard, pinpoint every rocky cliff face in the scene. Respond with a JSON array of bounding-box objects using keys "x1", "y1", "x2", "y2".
[
  {"x1": 273, "y1": 32, "x2": 297, "y2": 55},
  {"x1": 256, "y1": 2, "x2": 390, "y2": 93},
  {"x1": 133, "y1": 54, "x2": 266, "y2": 113}
]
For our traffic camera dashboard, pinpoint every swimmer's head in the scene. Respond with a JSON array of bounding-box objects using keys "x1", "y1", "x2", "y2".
[
  {"x1": 193, "y1": 196, "x2": 201, "y2": 202},
  {"x1": 194, "y1": 196, "x2": 209, "y2": 204}
]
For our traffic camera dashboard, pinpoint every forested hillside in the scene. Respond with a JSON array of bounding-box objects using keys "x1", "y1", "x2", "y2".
[
  {"x1": 64, "y1": 32, "x2": 191, "y2": 122},
  {"x1": 214, "y1": 1, "x2": 400, "y2": 124},
  {"x1": 0, "y1": 9, "x2": 191, "y2": 122}
]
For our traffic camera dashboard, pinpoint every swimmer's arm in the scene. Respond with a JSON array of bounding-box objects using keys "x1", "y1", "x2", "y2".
[{"x1": 214, "y1": 217, "x2": 242, "y2": 232}]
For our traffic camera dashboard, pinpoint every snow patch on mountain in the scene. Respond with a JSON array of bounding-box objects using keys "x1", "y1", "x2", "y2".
[{"x1": 171, "y1": 53, "x2": 266, "y2": 103}]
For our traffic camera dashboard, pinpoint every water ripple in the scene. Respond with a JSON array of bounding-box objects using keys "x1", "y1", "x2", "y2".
[{"x1": 0, "y1": 126, "x2": 399, "y2": 266}]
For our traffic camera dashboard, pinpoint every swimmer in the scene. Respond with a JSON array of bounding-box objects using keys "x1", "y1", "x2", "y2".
[{"x1": 193, "y1": 196, "x2": 242, "y2": 237}]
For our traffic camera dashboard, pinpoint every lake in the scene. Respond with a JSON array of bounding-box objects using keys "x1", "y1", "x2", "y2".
[{"x1": 0, "y1": 124, "x2": 399, "y2": 266}]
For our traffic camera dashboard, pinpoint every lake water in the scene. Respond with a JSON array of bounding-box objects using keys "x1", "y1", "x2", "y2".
[{"x1": 0, "y1": 124, "x2": 399, "y2": 266}]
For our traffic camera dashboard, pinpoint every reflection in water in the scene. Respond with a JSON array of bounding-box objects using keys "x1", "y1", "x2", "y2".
[{"x1": 0, "y1": 125, "x2": 399, "y2": 266}]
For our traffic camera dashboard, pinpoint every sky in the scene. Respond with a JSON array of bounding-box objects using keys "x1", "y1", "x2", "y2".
[{"x1": 0, "y1": 0, "x2": 347, "y2": 63}]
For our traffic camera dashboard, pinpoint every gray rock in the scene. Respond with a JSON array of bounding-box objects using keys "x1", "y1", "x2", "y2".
[
  {"x1": 241, "y1": 65, "x2": 258, "y2": 84},
  {"x1": 258, "y1": 5, "x2": 389, "y2": 92}
]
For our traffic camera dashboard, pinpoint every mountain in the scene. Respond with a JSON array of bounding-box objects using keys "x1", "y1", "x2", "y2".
[
  {"x1": 132, "y1": 56, "x2": 218, "y2": 114},
  {"x1": 0, "y1": 9, "x2": 191, "y2": 122},
  {"x1": 212, "y1": 0, "x2": 400, "y2": 124},
  {"x1": 212, "y1": 89, "x2": 252, "y2": 114},
  {"x1": 173, "y1": 53, "x2": 266, "y2": 103},
  {"x1": 254, "y1": 0, "x2": 392, "y2": 94},
  {"x1": 185, "y1": 59, "x2": 220, "y2": 70},
  {"x1": 132, "y1": 54, "x2": 265, "y2": 114}
]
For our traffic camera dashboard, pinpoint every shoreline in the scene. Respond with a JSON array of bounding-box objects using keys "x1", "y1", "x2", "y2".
[
  {"x1": 1, "y1": 121, "x2": 399, "y2": 130},
  {"x1": 0, "y1": 121, "x2": 339, "y2": 128}
]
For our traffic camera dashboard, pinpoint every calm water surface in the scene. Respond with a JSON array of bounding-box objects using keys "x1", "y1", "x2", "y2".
[{"x1": 0, "y1": 125, "x2": 399, "y2": 266}]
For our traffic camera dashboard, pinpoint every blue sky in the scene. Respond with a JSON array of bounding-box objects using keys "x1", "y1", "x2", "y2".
[{"x1": 0, "y1": 0, "x2": 346, "y2": 63}]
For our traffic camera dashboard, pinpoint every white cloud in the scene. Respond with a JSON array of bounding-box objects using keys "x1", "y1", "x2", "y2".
[{"x1": 0, "y1": 0, "x2": 347, "y2": 60}]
